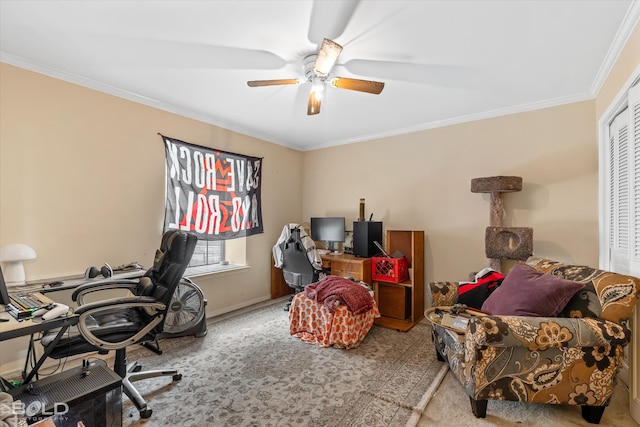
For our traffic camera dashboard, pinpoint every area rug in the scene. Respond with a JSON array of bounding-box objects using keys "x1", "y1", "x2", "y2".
[{"x1": 122, "y1": 300, "x2": 448, "y2": 427}]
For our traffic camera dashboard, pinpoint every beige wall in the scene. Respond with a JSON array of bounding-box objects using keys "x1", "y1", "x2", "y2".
[
  {"x1": 0, "y1": 63, "x2": 303, "y2": 315},
  {"x1": 0, "y1": 63, "x2": 306, "y2": 373},
  {"x1": 303, "y1": 100, "x2": 598, "y2": 282},
  {"x1": 303, "y1": 20, "x2": 640, "y2": 284}
]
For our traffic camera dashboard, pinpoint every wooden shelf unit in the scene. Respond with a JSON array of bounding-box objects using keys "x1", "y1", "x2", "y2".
[{"x1": 373, "y1": 230, "x2": 424, "y2": 331}]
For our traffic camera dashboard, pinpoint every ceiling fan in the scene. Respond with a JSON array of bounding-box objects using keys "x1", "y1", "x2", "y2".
[{"x1": 247, "y1": 38, "x2": 385, "y2": 115}]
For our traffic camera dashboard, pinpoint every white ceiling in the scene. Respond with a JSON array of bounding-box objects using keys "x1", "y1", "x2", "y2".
[{"x1": 1, "y1": 0, "x2": 638, "y2": 151}]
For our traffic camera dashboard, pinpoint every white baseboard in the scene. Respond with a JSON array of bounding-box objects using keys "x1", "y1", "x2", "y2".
[
  {"x1": 1, "y1": 296, "x2": 284, "y2": 381},
  {"x1": 619, "y1": 363, "x2": 630, "y2": 387},
  {"x1": 1, "y1": 351, "x2": 113, "y2": 383},
  {"x1": 205, "y1": 295, "x2": 283, "y2": 320},
  {"x1": 619, "y1": 342, "x2": 630, "y2": 386}
]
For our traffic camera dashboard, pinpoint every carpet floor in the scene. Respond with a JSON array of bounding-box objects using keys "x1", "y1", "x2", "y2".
[
  {"x1": 418, "y1": 371, "x2": 637, "y2": 427},
  {"x1": 122, "y1": 299, "x2": 447, "y2": 426},
  {"x1": 120, "y1": 298, "x2": 637, "y2": 426}
]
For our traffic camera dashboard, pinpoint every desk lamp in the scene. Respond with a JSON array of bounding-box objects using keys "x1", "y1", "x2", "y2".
[{"x1": 0, "y1": 243, "x2": 37, "y2": 286}]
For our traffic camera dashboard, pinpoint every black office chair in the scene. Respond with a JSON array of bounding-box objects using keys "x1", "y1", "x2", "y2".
[
  {"x1": 40, "y1": 229, "x2": 197, "y2": 419},
  {"x1": 274, "y1": 225, "x2": 322, "y2": 310}
]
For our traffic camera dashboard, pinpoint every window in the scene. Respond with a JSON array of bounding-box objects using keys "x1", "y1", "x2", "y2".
[
  {"x1": 604, "y1": 81, "x2": 640, "y2": 275},
  {"x1": 600, "y1": 77, "x2": 640, "y2": 408},
  {"x1": 189, "y1": 240, "x2": 224, "y2": 267},
  {"x1": 182, "y1": 236, "x2": 247, "y2": 277},
  {"x1": 608, "y1": 108, "x2": 631, "y2": 274}
]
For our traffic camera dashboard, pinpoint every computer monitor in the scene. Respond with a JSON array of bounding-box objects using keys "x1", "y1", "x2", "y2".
[
  {"x1": 0, "y1": 265, "x2": 10, "y2": 306},
  {"x1": 310, "y1": 217, "x2": 346, "y2": 252}
]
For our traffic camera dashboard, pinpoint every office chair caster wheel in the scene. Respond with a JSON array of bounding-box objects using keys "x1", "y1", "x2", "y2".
[
  {"x1": 172, "y1": 373, "x2": 182, "y2": 381},
  {"x1": 139, "y1": 408, "x2": 153, "y2": 419}
]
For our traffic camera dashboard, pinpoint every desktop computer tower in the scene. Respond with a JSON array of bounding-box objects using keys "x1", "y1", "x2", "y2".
[
  {"x1": 9, "y1": 360, "x2": 122, "y2": 426},
  {"x1": 353, "y1": 221, "x2": 382, "y2": 258}
]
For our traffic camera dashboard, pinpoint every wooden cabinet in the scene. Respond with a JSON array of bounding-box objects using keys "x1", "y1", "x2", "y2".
[{"x1": 373, "y1": 230, "x2": 424, "y2": 331}]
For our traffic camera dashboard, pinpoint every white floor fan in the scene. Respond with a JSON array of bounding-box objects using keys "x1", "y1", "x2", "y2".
[
  {"x1": 144, "y1": 277, "x2": 207, "y2": 354},
  {"x1": 162, "y1": 277, "x2": 207, "y2": 339}
]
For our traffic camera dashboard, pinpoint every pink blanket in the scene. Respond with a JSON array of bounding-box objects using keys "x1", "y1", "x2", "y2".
[{"x1": 304, "y1": 276, "x2": 374, "y2": 314}]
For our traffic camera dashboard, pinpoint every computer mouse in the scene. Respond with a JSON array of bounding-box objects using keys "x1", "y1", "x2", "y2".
[
  {"x1": 32, "y1": 303, "x2": 55, "y2": 317},
  {"x1": 42, "y1": 304, "x2": 70, "y2": 320}
]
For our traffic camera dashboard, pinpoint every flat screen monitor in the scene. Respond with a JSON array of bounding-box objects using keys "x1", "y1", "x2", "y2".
[
  {"x1": 310, "y1": 217, "x2": 346, "y2": 252},
  {"x1": 0, "y1": 265, "x2": 10, "y2": 306}
]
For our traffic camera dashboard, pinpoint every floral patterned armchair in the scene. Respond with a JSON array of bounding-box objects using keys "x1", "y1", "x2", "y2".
[{"x1": 427, "y1": 256, "x2": 639, "y2": 424}]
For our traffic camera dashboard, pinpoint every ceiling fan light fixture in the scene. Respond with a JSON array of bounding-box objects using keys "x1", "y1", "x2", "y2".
[
  {"x1": 311, "y1": 80, "x2": 325, "y2": 94},
  {"x1": 248, "y1": 37, "x2": 384, "y2": 115},
  {"x1": 307, "y1": 89, "x2": 322, "y2": 115},
  {"x1": 314, "y1": 38, "x2": 343, "y2": 76}
]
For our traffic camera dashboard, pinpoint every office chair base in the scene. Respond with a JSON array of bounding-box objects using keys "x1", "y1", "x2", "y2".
[{"x1": 123, "y1": 361, "x2": 182, "y2": 419}]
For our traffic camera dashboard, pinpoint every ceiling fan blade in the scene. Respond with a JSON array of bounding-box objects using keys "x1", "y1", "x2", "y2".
[
  {"x1": 307, "y1": 88, "x2": 322, "y2": 115},
  {"x1": 343, "y1": 59, "x2": 474, "y2": 88},
  {"x1": 331, "y1": 77, "x2": 384, "y2": 94},
  {"x1": 247, "y1": 79, "x2": 300, "y2": 87},
  {"x1": 308, "y1": 0, "x2": 360, "y2": 44},
  {"x1": 314, "y1": 38, "x2": 343, "y2": 76},
  {"x1": 82, "y1": 34, "x2": 288, "y2": 70}
]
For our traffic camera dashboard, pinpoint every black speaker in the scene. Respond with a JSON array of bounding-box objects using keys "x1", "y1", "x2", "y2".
[{"x1": 353, "y1": 221, "x2": 382, "y2": 258}]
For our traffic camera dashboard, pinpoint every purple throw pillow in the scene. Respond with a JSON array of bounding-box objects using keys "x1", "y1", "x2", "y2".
[{"x1": 481, "y1": 262, "x2": 584, "y2": 317}]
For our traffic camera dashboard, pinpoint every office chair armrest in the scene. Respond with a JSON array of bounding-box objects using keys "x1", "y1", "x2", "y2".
[
  {"x1": 72, "y1": 279, "x2": 140, "y2": 304},
  {"x1": 75, "y1": 297, "x2": 166, "y2": 351},
  {"x1": 73, "y1": 295, "x2": 159, "y2": 315}
]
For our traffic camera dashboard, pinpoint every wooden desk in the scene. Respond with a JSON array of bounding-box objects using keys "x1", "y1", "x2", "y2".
[
  {"x1": 270, "y1": 253, "x2": 372, "y2": 299},
  {"x1": 0, "y1": 292, "x2": 79, "y2": 383},
  {"x1": 320, "y1": 253, "x2": 371, "y2": 284}
]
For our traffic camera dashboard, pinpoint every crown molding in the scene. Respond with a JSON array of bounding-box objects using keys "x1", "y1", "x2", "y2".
[
  {"x1": 304, "y1": 92, "x2": 594, "y2": 151},
  {"x1": 0, "y1": 52, "x2": 287, "y2": 148},
  {"x1": 590, "y1": 1, "x2": 640, "y2": 97}
]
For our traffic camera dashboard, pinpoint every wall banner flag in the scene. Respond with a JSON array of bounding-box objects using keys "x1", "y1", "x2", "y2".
[{"x1": 161, "y1": 134, "x2": 263, "y2": 241}]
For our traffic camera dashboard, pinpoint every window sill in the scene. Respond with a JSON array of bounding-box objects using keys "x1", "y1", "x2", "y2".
[{"x1": 184, "y1": 263, "x2": 249, "y2": 278}]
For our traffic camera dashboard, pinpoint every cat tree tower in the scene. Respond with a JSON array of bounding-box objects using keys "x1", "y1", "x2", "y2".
[{"x1": 471, "y1": 176, "x2": 533, "y2": 272}]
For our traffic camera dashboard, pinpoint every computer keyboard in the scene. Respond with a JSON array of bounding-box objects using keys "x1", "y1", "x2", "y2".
[{"x1": 7, "y1": 292, "x2": 50, "y2": 319}]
